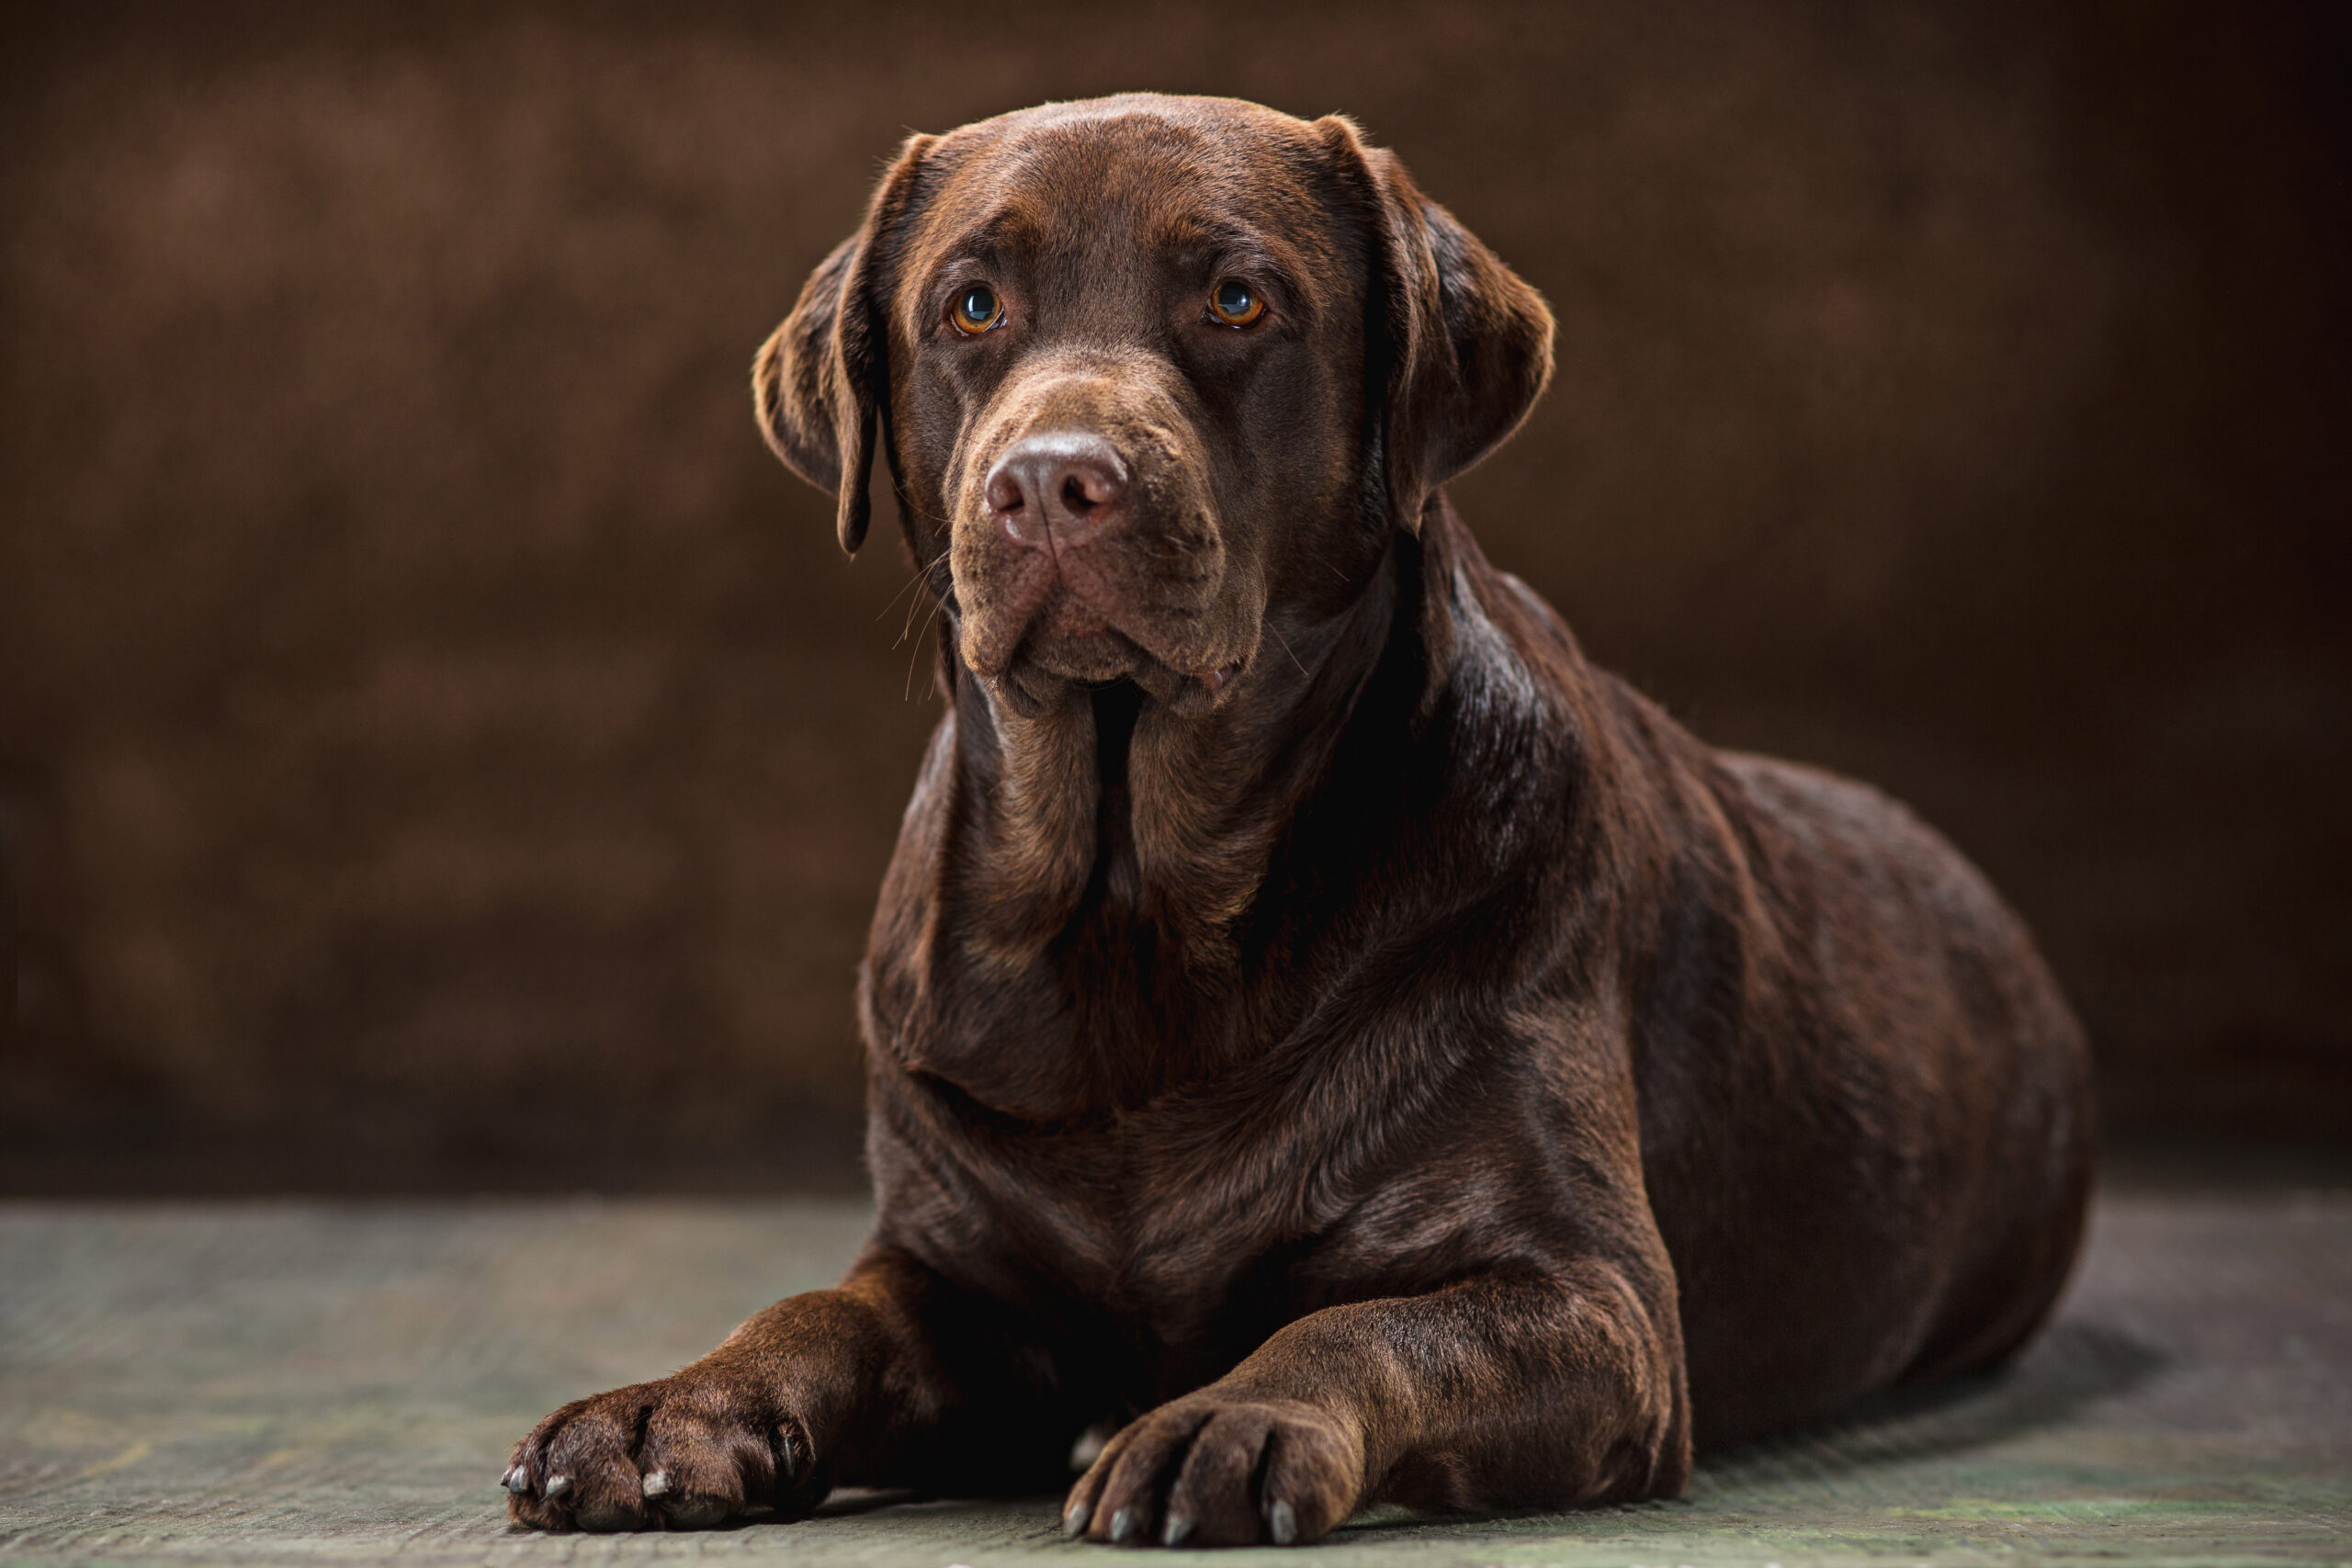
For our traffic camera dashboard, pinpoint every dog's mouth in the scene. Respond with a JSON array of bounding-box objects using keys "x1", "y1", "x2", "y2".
[
  {"x1": 990, "y1": 603, "x2": 1247, "y2": 718},
  {"x1": 957, "y1": 526, "x2": 1250, "y2": 717}
]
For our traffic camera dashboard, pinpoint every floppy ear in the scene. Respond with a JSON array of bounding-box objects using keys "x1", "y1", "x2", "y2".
[
  {"x1": 753, "y1": 133, "x2": 937, "y2": 554},
  {"x1": 1316, "y1": 117, "x2": 1555, "y2": 536}
]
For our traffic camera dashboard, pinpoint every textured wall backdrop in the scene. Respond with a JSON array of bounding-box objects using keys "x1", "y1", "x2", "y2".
[{"x1": 1, "y1": 1, "x2": 2346, "y2": 1187}]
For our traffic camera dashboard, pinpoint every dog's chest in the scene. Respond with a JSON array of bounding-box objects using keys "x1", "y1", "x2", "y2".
[
  {"x1": 909, "y1": 1094, "x2": 1320, "y2": 1366},
  {"x1": 872, "y1": 848, "x2": 1418, "y2": 1367},
  {"x1": 881, "y1": 901, "x2": 1275, "y2": 1122},
  {"x1": 1065, "y1": 1130, "x2": 1317, "y2": 1373}
]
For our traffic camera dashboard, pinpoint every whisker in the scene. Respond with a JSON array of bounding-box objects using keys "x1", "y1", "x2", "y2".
[
  {"x1": 892, "y1": 544, "x2": 952, "y2": 649},
  {"x1": 1269, "y1": 621, "x2": 1309, "y2": 680},
  {"x1": 876, "y1": 563, "x2": 931, "y2": 623},
  {"x1": 905, "y1": 597, "x2": 947, "y2": 702}
]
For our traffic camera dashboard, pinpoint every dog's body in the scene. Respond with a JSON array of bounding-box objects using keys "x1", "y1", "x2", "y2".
[{"x1": 504, "y1": 95, "x2": 2092, "y2": 1545}]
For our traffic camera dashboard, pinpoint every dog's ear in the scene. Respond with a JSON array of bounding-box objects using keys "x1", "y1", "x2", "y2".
[
  {"x1": 1316, "y1": 117, "x2": 1555, "y2": 536},
  {"x1": 753, "y1": 133, "x2": 937, "y2": 554}
]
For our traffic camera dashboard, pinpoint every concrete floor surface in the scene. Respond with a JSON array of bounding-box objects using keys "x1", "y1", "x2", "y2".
[{"x1": 1, "y1": 1191, "x2": 2346, "y2": 1567}]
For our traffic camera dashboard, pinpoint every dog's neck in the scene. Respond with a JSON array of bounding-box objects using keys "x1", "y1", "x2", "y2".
[
  {"x1": 938, "y1": 529, "x2": 1428, "y2": 977},
  {"x1": 876, "y1": 506, "x2": 1508, "y2": 1113}
]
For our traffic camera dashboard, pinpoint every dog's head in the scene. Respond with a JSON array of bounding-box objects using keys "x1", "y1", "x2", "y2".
[{"x1": 756, "y1": 95, "x2": 1553, "y2": 716}]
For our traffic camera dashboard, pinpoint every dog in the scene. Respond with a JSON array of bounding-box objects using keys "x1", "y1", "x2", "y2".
[{"x1": 502, "y1": 94, "x2": 2093, "y2": 1546}]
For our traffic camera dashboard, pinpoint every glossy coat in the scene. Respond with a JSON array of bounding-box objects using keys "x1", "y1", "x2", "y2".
[{"x1": 503, "y1": 95, "x2": 2093, "y2": 1546}]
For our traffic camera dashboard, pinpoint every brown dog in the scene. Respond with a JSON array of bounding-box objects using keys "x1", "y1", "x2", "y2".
[{"x1": 502, "y1": 94, "x2": 2093, "y2": 1546}]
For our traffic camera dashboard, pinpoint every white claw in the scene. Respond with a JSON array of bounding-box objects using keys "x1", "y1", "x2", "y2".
[
  {"x1": 544, "y1": 1474, "x2": 571, "y2": 1498},
  {"x1": 641, "y1": 1471, "x2": 672, "y2": 1499},
  {"x1": 1268, "y1": 1498, "x2": 1297, "y2": 1545},
  {"x1": 503, "y1": 1467, "x2": 528, "y2": 1495}
]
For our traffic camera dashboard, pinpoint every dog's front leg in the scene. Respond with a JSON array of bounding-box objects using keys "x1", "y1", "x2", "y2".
[
  {"x1": 1065, "y1": 1259, "x2": 1690, "y2": 1548},
  {"x1": 503, "y1": 1245, "x2": 1056, "y2": 1531}
]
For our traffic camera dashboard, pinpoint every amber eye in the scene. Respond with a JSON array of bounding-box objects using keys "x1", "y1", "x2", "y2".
[
  {"x1": 951, "y1": 285, "x2": 1002, "y2": 335},
  {"x1": 1208, "y1": 278, "x2": 1265, "y2": 328}
]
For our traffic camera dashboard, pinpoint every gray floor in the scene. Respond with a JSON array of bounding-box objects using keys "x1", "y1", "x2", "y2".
[{"x1": 2, "y1": 1190, "x2": 2347, "y2": 1567}]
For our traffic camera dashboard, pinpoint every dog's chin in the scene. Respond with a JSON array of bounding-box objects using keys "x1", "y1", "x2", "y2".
[
  {"x1": 957, "y1": 548, "x2": 1259, "y2": 718},
  {"x1": 991, "y1": 626, "x2": 1244, "y2": 721},
  {"x1": 956, "y1": 570, "x2": 1241, "y2": 718},
  {"x1": 991, "y1": 633, "x2": 1135, "y2": 716},
  {"x1": 1024, "y1": 626, "x2": 1138, "y2": 685}
]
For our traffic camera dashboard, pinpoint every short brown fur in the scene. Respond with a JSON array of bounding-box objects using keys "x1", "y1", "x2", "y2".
[{"x1": 504, "y1": 95, "x2": 2092, "y2": 1546}]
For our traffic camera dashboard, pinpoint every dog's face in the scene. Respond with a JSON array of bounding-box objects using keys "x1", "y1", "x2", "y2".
[{"x1": 757, "y1": 95, "x2": 1555, "y2": 717}]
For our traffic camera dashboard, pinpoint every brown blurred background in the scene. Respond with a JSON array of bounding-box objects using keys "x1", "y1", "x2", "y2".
[{"x1": 1, "y1": 1, "x2": 2346, "y2": 1193}]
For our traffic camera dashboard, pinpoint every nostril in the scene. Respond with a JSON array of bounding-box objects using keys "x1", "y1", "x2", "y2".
[
  {"x1": 1061, "y1": 463, "x2": 1126, "y2": 515},
  {"x1": 986, "y1": 469, "x2": 1025, "y2": 515}
]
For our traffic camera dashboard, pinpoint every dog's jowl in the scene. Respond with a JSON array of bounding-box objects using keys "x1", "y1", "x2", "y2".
[{"x1": 502, "y1": 95, "x2": 2093, "y2": 1546}]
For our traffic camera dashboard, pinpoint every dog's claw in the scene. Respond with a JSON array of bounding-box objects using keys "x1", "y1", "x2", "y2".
[
  {"x1": 1267, "y1": 1498, "x2": 1296, "y2": 1545},
  {"x1": 1108, "y1": 1506, "x2": 1136, "y2": 1543},
  {"x1": 1162, "y1": 1513, "x2": 1194, "y2": 1547},
  {"x1": 775, "y1": 1424, "x2": 802, "y2": 1481},
  {"x1": 641, "y1": 1470, "x2": 671, "y2": 1499},
  {"x1": 501, "y1": 1466, "x2": 526, "y2": 1494},
  {"x1": 543, "y1": 1474, "x2": 571, "y2": 1499},
  {"x1": 1063, "y1": 1499, "x2": 1092, "y2": 1538}
]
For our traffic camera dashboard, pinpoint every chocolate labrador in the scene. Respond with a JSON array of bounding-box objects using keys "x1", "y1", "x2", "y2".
[{"x1": 502, "y1": 94, "x2": 2093, "y2": 1546}]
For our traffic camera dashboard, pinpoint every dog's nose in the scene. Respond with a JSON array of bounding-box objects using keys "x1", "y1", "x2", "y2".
[{"x1": 984, "y1": 433, "x2": 1130, "y2": 548}]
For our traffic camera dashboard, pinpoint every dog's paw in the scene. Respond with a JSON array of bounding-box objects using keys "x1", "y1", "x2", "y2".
[
  {"x1": 1063, "y1": 1393, "x2": 1363, "y2": 1548},
  {"x1": 501, "y1": 1373, "x2": 814, "y2": 1532}
]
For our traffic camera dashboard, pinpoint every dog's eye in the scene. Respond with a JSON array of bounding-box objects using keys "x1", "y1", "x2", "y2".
[
  {"x1": 950, "y1": 285, "x2": 1003, "y2": 335},
  {"x1": 1207, "y1": 278, "x2": 1265, "y2": 328}
]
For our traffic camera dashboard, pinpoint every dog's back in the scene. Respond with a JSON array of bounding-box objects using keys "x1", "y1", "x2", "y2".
[{"x1": 1591, "y1": 673, "x2": 2094, "y2": 1446}]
